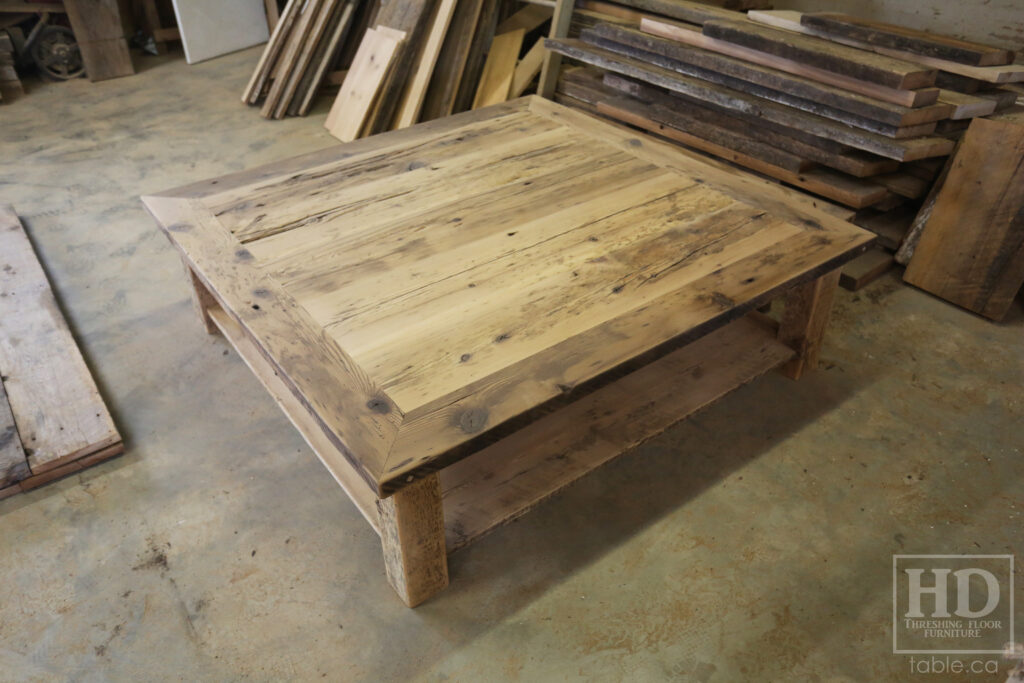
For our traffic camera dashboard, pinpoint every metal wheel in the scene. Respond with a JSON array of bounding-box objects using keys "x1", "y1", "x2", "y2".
[{"x1": 31, "y1": 25, "x2": 84, "y2": 80}]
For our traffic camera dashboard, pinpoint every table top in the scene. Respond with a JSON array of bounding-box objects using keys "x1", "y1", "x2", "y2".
[{"x1": 144, "y1": 96, "x2": 873, "y2": 496}]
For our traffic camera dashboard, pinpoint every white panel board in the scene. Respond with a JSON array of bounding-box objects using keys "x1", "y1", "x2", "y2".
[{"x1": 172, "y1": 0, "x2": 271, "y2": 64}]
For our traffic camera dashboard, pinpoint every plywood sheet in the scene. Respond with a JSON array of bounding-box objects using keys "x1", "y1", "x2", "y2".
[{"x1": 171, "y1": 0, "x2": 270, "y2": 64}]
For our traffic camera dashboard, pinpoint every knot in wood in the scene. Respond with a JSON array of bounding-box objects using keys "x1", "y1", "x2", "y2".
[{"x1": 456, "y1": 408, "x2": 488, "y2": 434}]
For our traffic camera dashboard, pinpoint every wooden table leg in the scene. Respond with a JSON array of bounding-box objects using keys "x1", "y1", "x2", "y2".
[
  {"x1": 180, "y1": 258, "x2": 219, "y2": 335},
  {"x1": 376, "y1": 473, "x2": 449, "y2": 607},
  {"x1": 778, "y1": 269, "x2": 841, "y2": 380}
]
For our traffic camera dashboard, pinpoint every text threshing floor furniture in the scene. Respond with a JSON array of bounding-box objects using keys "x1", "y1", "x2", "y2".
[{"x1": 143, "y1": 96, "x2": 874, "y2": 606}]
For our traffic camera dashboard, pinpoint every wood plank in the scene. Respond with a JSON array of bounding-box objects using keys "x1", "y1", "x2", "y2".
[
  {"x1": 852, "y1": 204, "x2": 918, "y2": 251},
  {"x1": 419, "y1": 0, "x2": 485, "y2": 120},
  {"x1": 583, "y1": 26, "x2": 947, "y2": 138},
  {"x1": 270, "y1": 0, "x2": 334, "y2": 118},
  {"x1": 510, "y1": 38, "x2": 546, "y2": 98},
  {"x1": 615, "y1": 0, "x2": 741, "y2": 25},
  {"x1": 594, "y1": 93, "x2": 888, "y2": 209},
  {"x1": 938, "y1": 88, "x2": 998, "y2": 119},
  {"x1": 472, "y1": 28, "x2": 525, "y2": 109},
  {"x1": 903, "y1": 117, "x2": 1024, "y2": 320},
  {"x1": 872, "y1": 171, "x2": 930, "y2": 199},
  {"x1": 451, "y1": 0, "x2": 500, "y2": 114},
  {"x1": 206, "y1": 305, "x2": 380, "y2": 532},
  {"x1": 839, "y1": 247, "x2": 895, "y2": 291},
  {"x1": 78, "y1": 38, "x2": 134, "y2": 82},
  {"x1": 243, "y1": 0, "x2": 301, "y2": 104},
  {"x1": 62, "y1": 0, "x2": 124, "y2": 43},
  {"x1": 294, "y1": 2, "x2": 357, "y2": 117},
  {"x1": 364, "y1": 0, "x2": 436, "y2": 134},
  {"x1": 0, "y1": 379, "x2": 28, "y2": 489},
  {"x1": 594, "y1": 70, "x2": 899, "y2": 178},
  {"x1": 587, "y1": 23, "x2": 953, "y2": 127},
  {"x1": 324, "y1": 27, "x2": 405, "y2": 142},
  {"x1": 545, "y1": 39, "x2": 955, "y2": 161},
  {"x1": 749, "y1": 10, "x2": 1024, "y2": 85},
  {"x1": 703, "y1": 19, "x2": 936, "y2": 90},
  {"x1": 642, "y1": 17, "x2": 939, "y2": 109},
  {"x1": 441, "y1": 313, "x2": 793, "y2": 551},
  {"x1": 260, "y1": 0, "x2": 323, "y2": 117},
  {"x1": 377, "y1": 473, "x2": 448, "y2": 607},
  {"x1": 496, "y1": 4, "x2": 552, "y2": 34},
  {"x1": 801, "y1": 12, "x2": 1013, "y2": 67},
  {"x1": 16, "y1": 442, "x2": 123, "y2": 494},
  {"x1": 393, "y1": 0, "x2": 458, "y2": 128},
  {"x1": 0, "y1": 205, "x2": 122, "y2": 475},
  {"x1": 599, "y1": 88, "x2": 812, "y2": 173}
]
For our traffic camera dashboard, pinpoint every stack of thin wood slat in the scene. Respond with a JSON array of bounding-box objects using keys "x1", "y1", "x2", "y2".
[
  {"x1": 243, "y1": 0, "x2": 559, "y2": 128},
  {"x1": 0, "y1": 32, "x2": 21, "y2": 103},
  {"x1": 242, "y1": 0, "x2": 369, "y2": 118},
  {"x1": 547, "y1": 1, "x2": 1022, "y2": 290},
  {"x1": 0, "y1": 206, "x2": 123, "y2": 499},
  {"x1": 321, "y1": 1, "x2": 558, "y2": 141}
]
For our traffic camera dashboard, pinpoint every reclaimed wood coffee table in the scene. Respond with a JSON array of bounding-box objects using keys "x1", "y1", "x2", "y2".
[{"x1": 144, "y1": 97, "x2": 873, "y2": 606}]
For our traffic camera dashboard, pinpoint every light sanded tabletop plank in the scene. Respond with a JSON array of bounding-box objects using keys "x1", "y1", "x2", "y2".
[
  {"x1": 145, "y1": 97, "x2": 873, "y2": 496},
  {"x1": 0, "y1": 205, "x2": 121, "y2": 475}
]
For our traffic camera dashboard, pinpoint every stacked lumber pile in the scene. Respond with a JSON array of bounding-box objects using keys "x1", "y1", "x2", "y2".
[
  {"x1": 243, "y1": 0, "x2": 556, "y2": 128},
  {"x1": 242, "y1": 0, "x2": 370, "y2": 118},
  {"x1": 0, "y1": 206, "x2": 123, "y2": 499},
  {"x1": 322, "y1": 1, "x2": 557, "y2": 140},
  {"x1": 547, "y1": 1, "x2": 1022, "y2": 290},
  {"x1": 0, "y1": 32, "x2": 22, "y2": 104}
]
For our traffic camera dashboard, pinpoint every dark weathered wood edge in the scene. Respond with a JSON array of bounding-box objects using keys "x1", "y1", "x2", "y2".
[
  {"x1": 377, "y1": 241, "x2": 870, "y2": 496},
  {"x1": 142, "y1": 194, "x2": 400, "y2": 497}
]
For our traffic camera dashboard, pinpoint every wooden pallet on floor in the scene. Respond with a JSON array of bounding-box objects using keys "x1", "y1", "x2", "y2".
[{"x1": 0, "y1": 206, "x2": 123, "y2": 499}]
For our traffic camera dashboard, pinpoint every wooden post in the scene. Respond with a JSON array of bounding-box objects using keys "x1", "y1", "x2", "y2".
[
  {"x1": 181, "y1": 258, "x2": 219, "y2": 335},
  {"x1": 536, "y1": 0, "x2": 574, "y2": 99},
  {"x1": 376, "y1": 473, "x2": 449, "y2": 607},
  {"x1": 777, "y1": 269, "x2": 841, "y2": 380}
]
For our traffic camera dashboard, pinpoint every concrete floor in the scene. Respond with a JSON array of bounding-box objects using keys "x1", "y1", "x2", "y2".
[{"x1": 0, "y1": 47, "x2": 1021, "y2": 682}]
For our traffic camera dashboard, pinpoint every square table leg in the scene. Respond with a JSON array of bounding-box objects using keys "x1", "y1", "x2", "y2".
[
  {"x1": 778, "y1": 269, "x2": 842, "y2": 380},
  {"x1": 180, "y1": 257, "x2": 219, "y2": 336},
  {"x1": 376, "y1": 473, "x2": 449, "y2": 607}
]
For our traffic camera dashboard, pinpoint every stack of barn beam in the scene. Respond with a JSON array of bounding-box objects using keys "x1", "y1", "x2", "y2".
[{"x1": 547, "y1": 1, "x2": 1022, "y2": 290}]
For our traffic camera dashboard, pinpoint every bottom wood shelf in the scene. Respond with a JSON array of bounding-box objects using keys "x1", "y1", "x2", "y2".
[
  {"x1": 209, "y1": 301, "x2": 793, "y2": 554},
  {"x1": 440, "y1": 313, "x2": 794, "y2": 551}
]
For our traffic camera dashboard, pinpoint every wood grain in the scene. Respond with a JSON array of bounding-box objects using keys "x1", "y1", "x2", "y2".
[
  {"x1": 441, "y1": 313, "x2": 793, "y2": 550},
  {"x1": 393, "y1": 0, "x2": 458, "y2": 128},
  {"x1": 324, "y1": 27, "x2": 405, "y2": 141},
  {"x1": 0, "y1": 378, "x2": 28, "y2": 489},
  {"x1": 472, "y1": 28, "x2": 524, "y2": 109},
  {"x1": 903, "y1": 116, "x2": 1024, "y2": 320},
  {"x1": 377, "y1": 474, "x2": 448, "y2": 606},
  {"x1": 587, "y1": 23, "x2": 954, "y2": 127},
  {"x1": 749, "y1": 10, "x2": 1024, "y2": 85},
  {"x1": 642, "y1": 17, "x2": 939, "y2": 109},
  {"x1": 801, "y1": 12, "x2": 1014, "y2": 67},
  {"x1": 778, "y1": 269, "x2": 842, "y2": 380},
  {"x1": 149, "y1": 97, "x2": 873, "y2": 496},
  {"x1": 0, "y1": 205, "x2": 122, "y2": 475},
  {"x1": 546, "y1": 38, "x2": 954, "y2": 161},
  {"x1": 702, "y1": 19, "x2": 936, "y2": 90}
]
